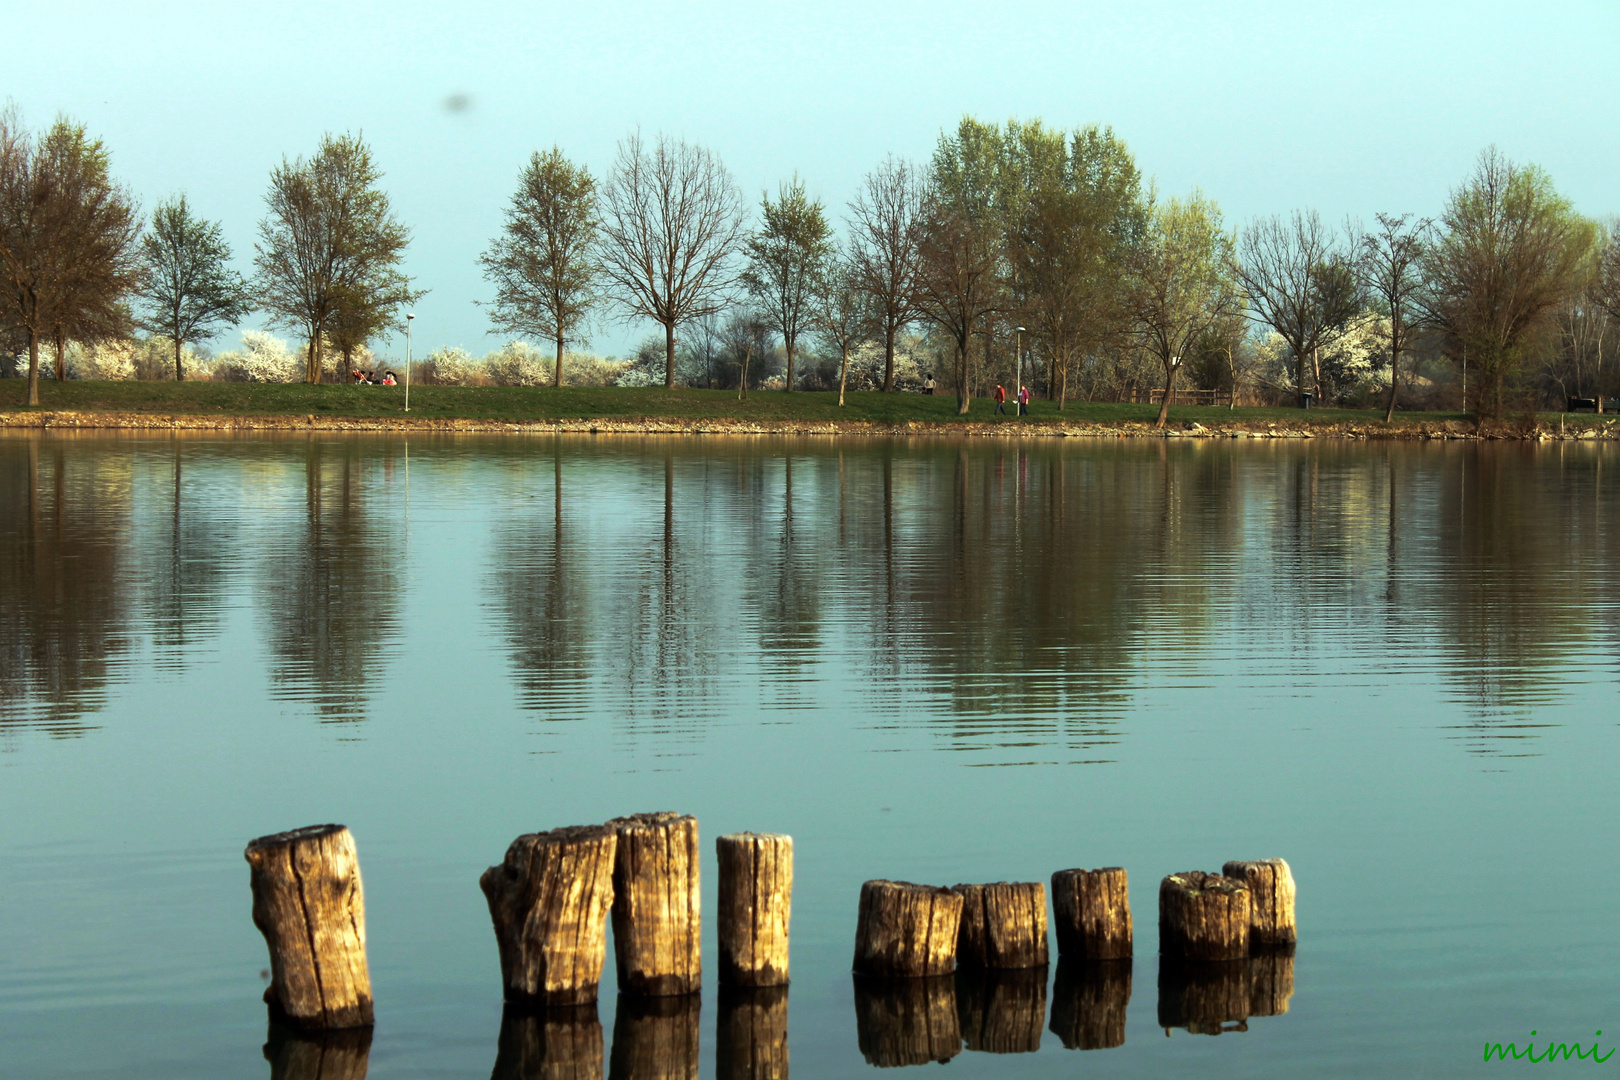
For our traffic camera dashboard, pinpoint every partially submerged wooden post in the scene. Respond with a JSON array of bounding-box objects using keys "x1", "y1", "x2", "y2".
[
  {"x1": 480, "y1": 824, "x2": 618, "y2": 1006},
  {"x1": 1221, "y1": 859, "x2": 1297, "y2": 949},
  {"x1": 716, "y1": 985, "x2": 788, "y2": 1080},
  {"x1": 490, "y1": 1004, "x2": 604, "y2": 1080},
  {"x1": 263, "y1": 1023, "x2": 373, "y2": 1080},
  {"x1": 853, "y1": 880, "x2": 964, "y2": 978},
  {"x1": 1051, "y1": 867, "x2": 1132, "y2": 960},
  {"x1": 245, "y1": 825, "x2": 373, "y2": 1029},
  {"x1": 955, "y1": 969, "x2": 1046, "y2": 1054},
  {"x1": 852, "y1": 975, "x2": 961, "y2": 1067},
  {"x1": 1158, "y1": 872, "x2": 1250, "y2": 961},
  {"x1": 716, "y1": 833, "x2": 792, "y2": 987},
  {"x1": 1049, "y1": 957, "x2": 1132, "y2": 1051},
  {"x1": 951, "y1": 882, "x2": 1048, "y2": 969},
  {"x1": 610, "y1": 812, "x2": 702, "y2": 997},
  {"x1": 608, "y1": 993, "x2": 701, "y2": 1080}
]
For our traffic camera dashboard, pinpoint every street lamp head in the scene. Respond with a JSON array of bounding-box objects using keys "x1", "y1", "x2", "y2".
[
  {"x1": 1015, "y1": 326, "x2": 1026, "y2": 333},
  {"x1": 406, "y1": 313, "x2": 415, "y2": 322}
]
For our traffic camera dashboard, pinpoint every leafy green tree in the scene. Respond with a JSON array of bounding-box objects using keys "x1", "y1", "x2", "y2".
[
  {"x1": 743, "y1": 176, "x2": 831, "y2": 392},
  {"x1": 1420, "y1": 148, "x2": 1596, "y2": 419},
  {"x1": 254, "y1": 132, "x2": 416, "y2": 384},
  {"x1": 814, "y1": 248, "x2": 873, "y2": 406},
  {"x1": 480, "y1": 148, "x2": 601, "y2": 388},
  {"x1": 136, "y1": 195, "x2": 254, "y2": 380}
]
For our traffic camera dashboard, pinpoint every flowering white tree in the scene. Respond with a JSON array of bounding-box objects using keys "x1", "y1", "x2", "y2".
[{"x1": 484, "y1": 340, "x2": 551, "y2": 386}]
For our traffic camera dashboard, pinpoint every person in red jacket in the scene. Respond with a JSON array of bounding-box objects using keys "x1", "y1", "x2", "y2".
[
  {"x1": 1018, "y1": 384, "x2": 1030, "y2": 416},
  {"x1": 994, "y1": 383, "x2": 1007, "y2": 415}
]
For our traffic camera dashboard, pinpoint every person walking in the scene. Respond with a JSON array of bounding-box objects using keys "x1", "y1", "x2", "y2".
[
  {"x1": 994, "y1": 383, "x2": 1007, "y2": 415},
  {"x1": 1018, "y1": 384, "x2": 1030, "y2": 416},
  {"x1": 924, "y1": 376, "x2": 935, "y2": 396}
]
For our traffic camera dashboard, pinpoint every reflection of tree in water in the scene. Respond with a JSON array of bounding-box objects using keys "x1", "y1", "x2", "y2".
[
  {"x1": 0, "y1": 438, "x2": 132, "y2": 736},
  {"x1": 258, "y1": 440, "x2": 401, "y2": 724},
  {"x1": 134, "y1": 444, "x2": 238, "y2": 672}
]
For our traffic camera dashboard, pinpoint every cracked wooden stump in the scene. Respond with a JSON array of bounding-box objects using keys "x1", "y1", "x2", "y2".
[
  {"x1": 1221, "y1": 858, "x2": 1297, "y2": 949},
  {"x1": 245, "y1": 824, "x2": 373, "y2": 1029},
  {"x1": 481, "y1": 824, "x2": 618, "y2": 1007},
  {"x1": 951, "y1": 881, "x2": 1048, "y2": 970},
  {"x1": 1051, "y1": 867, "x2": 1133, "y2": 960},
  {"x1": 852, "y1": 975, "x2": 961, "y2": 1067},
  {"x1": 1158, "y1": 871, "x2": 1250, "y2": 961},
  {"x1": 716, "y1": 985, "x2": 788, "y2": 1080},
  {"x1": 1049, "y1": 957, "x2": 1132, "y2": 1050},
  {"x1": 490, "y1": 1004, "x2": 604, "y2": 1080},
  {"x1": 717, "y1": 832, "x2": 792, "y2": 987},
  {"x1": 610, "y1": 812, "x2": 701, "y2": 997},
  {"x1": 607, "y1": 993, "x2": 700, "y2": 1080},
  {"x1": 852, "y1": 880, "x2": 963, "y2": 978}
]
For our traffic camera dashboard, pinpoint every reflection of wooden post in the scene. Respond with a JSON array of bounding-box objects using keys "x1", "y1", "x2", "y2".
[
  {"x1": 1157, "y1": 956, "x2": 1250, "y2": 1035},
  {"x1": 480, "y1": 825, "x2": 618, "y2": 1006},
  {"x1": 610, "y1": 813, "x2": 701, "y2": 997},
  {"x1": 490, "y1": 1004, "x2": 604, "y2": 1080},
  {"x1": 1049, "y1": 958, "x2": 1131, "y2": 1050},
  {"x1": 952, "y1": 882, "x2": 1048, "y2": 969},
  {"x1": 1221, "y1": 859, "x2": 1297, "y2": 948},
  {"x1": 263, "y1": 1023, "x2": 373, "y2": 1080},
  {"x1": 955, "y1": 968, "x2": 1046, "y2": 1053},
  {"x1": 716, "y1": 986, "x2": 788, "y2": 1080},
  {"x1": 853, "y1": 880, "x2": 964, "y2": 978},
  {"x1": 1158, "y1": 872, "x2": 1250, "y2": 961},
  {"x1": 1051, "y1": 867, "x2": 1132, "y2": 960},
  {"x1": 245, "y1": 825, "x2": 374, "y2": 1029},
  {"x1": 852, "y1": 975, "x2": 961, "y2": 1067},
  {"x1": 716, "y1": 833, "x2": 792, "y2": 987},
  {"x1": 1247, "y1": 952, "x2": 1296, "y2": 1017},
  {"x1": 608, "y1": 993, "x2": 700, "y2": 1080}
]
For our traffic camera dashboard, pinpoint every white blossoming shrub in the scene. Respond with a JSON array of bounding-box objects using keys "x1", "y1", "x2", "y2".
[
  {"x1": 65, "y1": 339, "x2": 137, "y2": 380},
  {"x1": 560, "y1": 350, "x2": 631, "y2": 387},
  {"x1": 484, "y1": 341, "x2": 551, "y2": 386},
  {"x1": 422, "y1": 346, "x2": 476, "y2": 385},
  {"x1": 844, "y1": 334, "x2": 935, "y2": 391},
  {"x1": 216, "y1": 330, "x2": 300, "y2": 383}
]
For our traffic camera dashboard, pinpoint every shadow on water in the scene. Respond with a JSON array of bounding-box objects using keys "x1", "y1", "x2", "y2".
[
  {"x1": 1049, "y1": 957, "x2": 1132, "y2": 1050},
  {"x1": 1157, "y1": 950, "x2": 1295, "y2": 1036},
  {"x1": 263, "y1": 1023, "x2": 372, "y2": 1080}
]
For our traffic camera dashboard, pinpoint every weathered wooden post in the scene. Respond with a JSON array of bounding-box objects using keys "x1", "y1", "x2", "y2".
[
  {"x1": 1221, "y1": 859, "x2": 1297, "y2": 949},
  {"x1": 852, "y1": 975, "x2": 961, "y2": 1067},
  {"x1": 490, "y1": 1004, "x2": 604, "y2": 1080},
  {"x1": 716, "y1": 985, "x2": 788, "y2": 1080},
  {"x1": 607, "y1": 993, "x2": 700, "y2": 1080},
  {"x1": 955, "y1": 968, "x2": 1046, "y2": 1054},
  {"x1": 263, "y1": 1024, "x2": 373, "y2": 1080},
  {"x1": 853, "y1": 880, "x2": 964, "y2": 978},
  {"x1": 1157, "y1": 956, "x2": 1250, "y2": 1035},
  {"x1": 610, "y1": 812, "x2": 701, "y2": 997},
  {"x1": 716, "y1": 833, "x2": 792, "y2": 987},
  {"x1": 1247, "y1": 951, "x2": 1296, "y2": 1018},
  {"x1": 1158, "y1": 872, "x2": 1250, "y2": 961},
  {"x1": 480, "y1": 824, "x2": 618, "y2": 1006},
  {"x1": 245, "y1": 825, "x2": 373, "y2": 1029},
  {"x1": 1051, "y1": 867, "x2": 1132, "y2": 960},
  {"x1": 1049, "y1": 957, "x2": 1131, "y2": 1051},
  {"x1": 951, "y1": 882, "x2": 1048, "y2": 969}
]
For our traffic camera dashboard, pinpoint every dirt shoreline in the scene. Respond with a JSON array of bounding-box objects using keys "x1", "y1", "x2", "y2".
[{"x1": 2, "y1": 409, "x2": 1617, "y2": 442}]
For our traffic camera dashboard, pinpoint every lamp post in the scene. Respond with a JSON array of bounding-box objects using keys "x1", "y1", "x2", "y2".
[
  {"x1": 1014, "y1": 326, "x2": 1026, "y2": 416},
  {"x1": 404, "y1": 313, "x2": 414, "y2": 413}
]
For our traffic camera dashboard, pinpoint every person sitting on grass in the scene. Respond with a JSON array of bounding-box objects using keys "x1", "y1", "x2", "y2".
[{"x1": 382, "y1": 372, "x2": 397, "y2": 386}]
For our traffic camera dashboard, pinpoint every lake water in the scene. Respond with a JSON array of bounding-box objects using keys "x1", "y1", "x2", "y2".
[{"x1": 2, "y1": 432, "x2": 1617, "y2": 1078}]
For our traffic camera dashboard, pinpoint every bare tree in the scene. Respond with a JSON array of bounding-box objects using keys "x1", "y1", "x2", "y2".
[
  {"x1": 1355, "y1": 213, "x2": 1428, "y2": 422},
  {"x1": 598, "y1": 131, "x2": 747, "y2": 389},
  {"x1": 720, "y1": 307, "x2": 770, "y2": 400},
  {"x1": 136, "y1": 194, "x2": 254, "y2": 380},
  {"x1": 254, "y1": 132, "x2": 416, "y2": 385},
  {"x1": 480, "y1": 147, "x2": 601, "y2": 388},
  {"x1": 847, "y1": 156, "x2": 923, "y2": 392},
  {"x1": 1237, "y1": 210, "x2": 1361, "y2": 403},
  {"x1": 743, "y1": 175, "x2": 831, "y2": 392},
  {"x1": 814, "y1": 248, "x2": 872, "y2": 406}
]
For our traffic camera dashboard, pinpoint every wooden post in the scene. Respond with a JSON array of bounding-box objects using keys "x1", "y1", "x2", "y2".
[
  {"x1": 716, "y1": 833, "x2": 792, "y2": 987},
  {"x1": 955, "y1": 968, "x2": 1046, "y2": 1054},
  {"x1": 610, "y1": 812, "x2": 701, "y2": 997},
  {"x1": 1221, "y1": 859, "x2": 1297, "y2": 949},
  {"x1": 1158, "y1": 872, "x2": 1250, "y2": 961},
  {"x1": 852, "y1": 975, "x2": 961, "y2": 1067},
  {"x1": 607, "y1": 993, "x2": 700, "y2": 1080},
  {"x1": 1248, "y1": 952, "x2": 1296, "y2": 1018},
  {"x1": 263, "y1": 1023, "x2": 373, "y2": 1080},
  {"x1": 490, "y1": 1004, "x2": 604, "y2": 1080},
  {"x1": 1049, "y1": 957, "x2": 1131, "y2": 1051},
  {"x1": 480, "y1": 824, "x2": 617, "y2": 1007},
  {"x1": 1051, "y1": 867, "x2": 1132, "y2": 960},
  {"x1": 716, "y1": 985, "x2": 788, "y2": 1080},
  {"x1": 245, "y1": 825, "x2": 373, "y2": 1029},
  {"x1": 951, "y1": 882, "x2": 1048, "y2": 969},
  {"x1": 1157, "y1": 956, "x2": 1250, "y2": 1035},
  {"x1": 853, "y1": 880, "x2": 964, "y2": 978}
]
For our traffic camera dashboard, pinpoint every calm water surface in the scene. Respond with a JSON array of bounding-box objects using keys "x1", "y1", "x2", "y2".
[{"x1": 2, "y1": 432, "x2": 1617, "y2": 1078}]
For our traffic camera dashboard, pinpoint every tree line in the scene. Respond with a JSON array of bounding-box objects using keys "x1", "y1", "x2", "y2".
[{"x1": 3, "y1": 104, "x2": 1616, "y2": 421}]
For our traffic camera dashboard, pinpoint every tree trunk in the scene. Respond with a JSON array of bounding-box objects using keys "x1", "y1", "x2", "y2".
[
  {"x1": 852, "y1": 975, "x2": 960, "y2": 1067},
  {"x1": 53, "y1": 328, "x2": 66, "y2": 382},
  {"x1": 956, "y1": 968, "x2": 1045, "y2": 1053},
  {"x1": 480, "y1": 824, "x2": 618, "y2": 1006},
  {"x1": 1221, "y1": 859, "x2": 1297, "y2": 949},
  {"x1": 955, "y1": 337, "x2": 971, "y2": 417},
  {"x1": 244, "y1": 824, "x2": 374, "y2": 1029},
  {"x1": 783, "y1": 331, "x2": 795, "y2": 392},
  {"x1": 607, "y1": 994, "x2": 700, "y2": 1080},
  {"x1": 263, "y1": 1023, "x2": 373, "y2": 1080},
  {"x1": 716, "y1": 832, "x2": 792, "y2": 987},
  {"x1": 1158, "y1": 871, "x2": 1250, "y2": 961},
  {"x1": 853, "y1": 880, "x2": 963, "y2": 978},
  {"x1": 1385, "y1": 347, "x2": 1399, "y2": 423},
  {"x1": 950, "y1": 882, "x2": 1047, "y2": 969},
  {"x1": 664, "y1": 323, "x2": 676, "y2": 390},
  {"x1": 27, "y1": 329, "x2": 40, "y2": 405},
  {"x1": 882, "y1": 323, "x2": 896, "y2": 392},
  {"x1": 1051, "y1": 867, "x2": 1132, "y2": 960},
  {"x1": 716, "y1": 986, "x2": 787, "y2": 1080},
  {"x1": 838, "y1": 346, "x2": 849, "y2": 407},
  {"x1": 1155, "y1": 359, "x2": 1177, "y2": 428},
  {"x1": 490, "y1": 1003, "x2": 604, "y2": 1080},
  {"x1": 555, "y1": 332, "x2": 565, "y2": 389},
  {"x1": 307, "y1": 335, "x2": 323, "y2": 385},
  {"x1": 1058, "y1": 354, "x2": 1068, "y2": 411},
  {"x1": 609, "y1": 812, "x2": 701, "y2": 997},
  {"x1": 340, "y1": 347, "x2": 353, "y2": 381},
  {"x1": 1049, "y1": 957, "x2": 1130, "y2": 1050},
  {"x1": 175, "y1": 336, "x2": 187, "y2": 382}
]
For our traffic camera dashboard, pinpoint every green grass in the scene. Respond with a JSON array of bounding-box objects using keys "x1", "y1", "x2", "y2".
[{"x1": 0, "y1": 377, "x2": 1526, "y2": 428}]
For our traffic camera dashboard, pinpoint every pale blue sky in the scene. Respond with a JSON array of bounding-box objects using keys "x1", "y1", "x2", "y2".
[{"x1": 12, "y1": 0, "x2": 1619, "y2": 361}]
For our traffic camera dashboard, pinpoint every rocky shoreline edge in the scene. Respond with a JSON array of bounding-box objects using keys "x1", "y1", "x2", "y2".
[{"x1": 2, "y1": 409, "x2": 1617, "y2": 442}]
